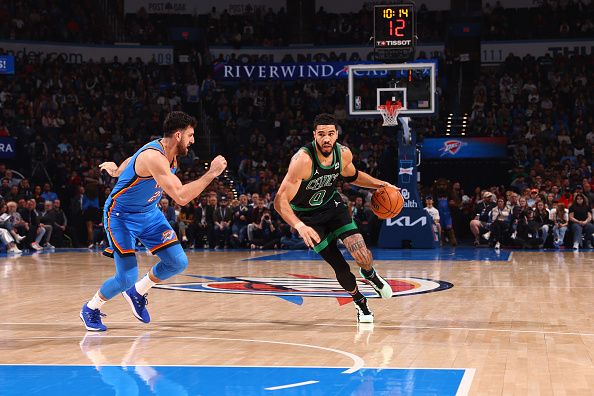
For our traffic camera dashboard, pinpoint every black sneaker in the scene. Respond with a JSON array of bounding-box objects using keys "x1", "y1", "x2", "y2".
[
  {"x1": 354, "y1": 297, "x2": 374, "y2": 323},
  {"x1": 360, "y1": 268, "x2": 393, "y2": 299}
]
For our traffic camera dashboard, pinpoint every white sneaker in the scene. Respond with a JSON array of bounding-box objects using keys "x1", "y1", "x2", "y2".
[
  {"x1": 44, "y1": 243, "x2": 55, "y2": 249},
  {"x1": 354, "y1": 298, "x2": 374, "y2": 323},
  {"x1": 7, "y1": 246, "x2": 22, "y2": 254},
  {"x1": 494, "y1": 242, "x2": 500, "y2": 250},
  {"x1": 30, "y1": 242, "x2": 43, "y2": 251},
  {"x1": 182, "y1": 235, "x2": 188, "y2": 242},
  {"x1": 360, "y1": 268, "x2": 392, "y2": 299},
  {"x1": 15, "y1": 234, "x2": 26, "y2": 243},
  {"x1": 482, "y1": 231, "x2": 491, "y2": 240},
  {"x1": 573, "y1": 242, "x2": 579, "y2": 250}
]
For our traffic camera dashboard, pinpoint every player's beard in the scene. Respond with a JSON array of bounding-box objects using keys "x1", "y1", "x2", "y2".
[
  {"x1": 177, "y1": 139, "x2": 189, "y2": 156},
  {"x1": 316, "y1": 140, "x2": 335, "y2": 158}
]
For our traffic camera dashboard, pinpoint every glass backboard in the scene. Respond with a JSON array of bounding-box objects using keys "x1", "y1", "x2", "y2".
[{"x1": 348, "y1": 62, "x2": 436, "y2": 117}]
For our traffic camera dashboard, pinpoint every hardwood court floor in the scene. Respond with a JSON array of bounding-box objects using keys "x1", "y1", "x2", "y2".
[{"x1": 1, "y1": 248, "x2": 594, "y2": 395}]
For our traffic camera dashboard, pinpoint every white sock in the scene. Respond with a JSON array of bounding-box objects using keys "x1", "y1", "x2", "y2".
[
  {"x1": 135, "y1": 274, "x2": 156, "y2": 295},
  {"x1": 87, "y1": 291, "x2": 107, "y2": 310}
]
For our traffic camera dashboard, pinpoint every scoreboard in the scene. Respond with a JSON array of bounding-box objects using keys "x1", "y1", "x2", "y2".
[{"x1": 373, "y1": 4, "x2": 415, "y2": 50}]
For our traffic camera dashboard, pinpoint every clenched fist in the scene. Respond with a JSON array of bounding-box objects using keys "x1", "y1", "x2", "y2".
[{"x1": 209, "y1": 155, "x2": 227, "y2": 176}]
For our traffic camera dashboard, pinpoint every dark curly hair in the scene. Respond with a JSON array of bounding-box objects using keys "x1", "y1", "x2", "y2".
[
  {"x1": 313, "y1": 113, "x2": 338, "y2": 130},
  {"x1": 163, "y1": 111, "x2": 197, "y2": 137}
]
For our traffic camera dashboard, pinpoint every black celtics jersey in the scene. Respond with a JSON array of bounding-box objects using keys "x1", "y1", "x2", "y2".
[{"x1": 290, "y1": 141, "x2": 342, "y2": 212}]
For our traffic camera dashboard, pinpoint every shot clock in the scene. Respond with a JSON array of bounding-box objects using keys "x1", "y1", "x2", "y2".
[{"x1": 373, "y1": 4, "x2": 415, "y2": 50}]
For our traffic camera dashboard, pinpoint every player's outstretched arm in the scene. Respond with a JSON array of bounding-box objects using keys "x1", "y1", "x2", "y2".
[
  {"x1": 99, "y1": 157, "x2": 132, "y2": 178},
  {"x1": 339, "y1": 145, "x2": 398, "y2": 190},
  {"x1": 274, "y1": 150, "x2": 320, "y2": 248},
  {"x1": 141, "y1": 151, "x2": 227, "y2": 206}
]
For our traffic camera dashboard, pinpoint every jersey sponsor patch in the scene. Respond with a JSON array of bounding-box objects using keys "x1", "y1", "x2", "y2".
[{"x1": 155, "y1": 274, "x2": 453, "y2": 305}]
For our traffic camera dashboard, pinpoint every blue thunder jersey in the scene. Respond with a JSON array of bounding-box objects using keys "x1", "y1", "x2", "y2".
[{"x1": 104, "y1": 139, "x2": 177, "y2": 214}]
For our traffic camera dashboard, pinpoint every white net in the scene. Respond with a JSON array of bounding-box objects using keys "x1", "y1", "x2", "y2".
[{"x1": 377, "y1": 101, "x2": 404, "y2": 126}]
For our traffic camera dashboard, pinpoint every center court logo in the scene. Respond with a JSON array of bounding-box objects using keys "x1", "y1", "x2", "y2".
[{"x1": 155, "y1": 274, "x2": 453, "y2": 305}]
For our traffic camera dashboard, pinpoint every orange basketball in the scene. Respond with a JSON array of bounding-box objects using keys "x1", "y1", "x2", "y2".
[{"x1": 371, "y1": 185, "x2": 404, "y2": 219}]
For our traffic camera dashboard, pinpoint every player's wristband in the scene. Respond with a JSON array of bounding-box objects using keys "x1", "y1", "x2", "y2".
[{"x1": 294, "y1": 221, "x2": 305, "y2": 230}]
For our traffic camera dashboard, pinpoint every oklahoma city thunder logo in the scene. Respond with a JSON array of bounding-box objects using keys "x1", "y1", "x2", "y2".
[
  {"x1": 439, "y1": 140, "x2": 467, "y2": 157},
  {"x1": 161, "y1": 230, "x2": 175, "y2": 242},
  {"x1": 155, "y1": 274, "x2": 452, "y2": 305}
]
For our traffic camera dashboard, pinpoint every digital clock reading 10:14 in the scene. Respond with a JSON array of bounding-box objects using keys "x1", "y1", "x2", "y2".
[{"x1": 373, "y1": 4, "x2": 415, "y2": 50}]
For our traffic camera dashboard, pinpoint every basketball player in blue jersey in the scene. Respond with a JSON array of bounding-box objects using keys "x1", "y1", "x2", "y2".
[
  {"x1": 274, "y1": 113, "x2": 395, "y2": 323},
  {"x1": 80, "y1": 111, "x2": 227, "y2": 331}
]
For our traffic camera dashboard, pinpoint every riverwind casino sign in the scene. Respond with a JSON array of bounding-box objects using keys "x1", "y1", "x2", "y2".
[
  {"x1": 214, "y1": 62, "x2": 372, "y2": 81},
  {"x1": 212, "y1": 39, "x2": 594, "y2": 81}
]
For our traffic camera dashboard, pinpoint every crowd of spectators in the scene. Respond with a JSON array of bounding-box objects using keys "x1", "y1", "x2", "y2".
[
  {"x1": 2, "y1": 1, "x2": 591, "y2": 45},
  {"x1": 0, "y1": 8, "x2": 593, "y2": 252},
  {"x1": 0, "y1": 0, "x2": 113, "y2": 43}
]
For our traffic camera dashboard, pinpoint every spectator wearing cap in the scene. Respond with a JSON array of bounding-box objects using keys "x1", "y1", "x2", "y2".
[
  {"x1": 569, "y1": 193, "x2": 594, "y2": 250},
  {"x1": 424, "y1": 196, "x2": 441, "y2": 245},
  {"x1": 470, "y1": 191, "x2": 496, "y2": 246},
  {"x1": 213, "y1": 195, "x2": 233, "y2": 248},
  {"x1": 527, "y1": 188, "x2": 539, "y2": 207}
]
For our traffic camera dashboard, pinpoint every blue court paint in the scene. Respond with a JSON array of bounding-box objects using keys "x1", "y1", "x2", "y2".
[
  {"x1": 245, "y1": 247, "x2": 512, "y2": 262},
  {"x1": 0, "y1": 365, "x2": 468, "y2": 396}
]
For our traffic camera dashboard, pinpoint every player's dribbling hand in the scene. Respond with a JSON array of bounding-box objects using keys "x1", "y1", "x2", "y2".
[
  {"x1": 379, "y1": 182, "x2": 399, "y2": 191},
  {"x1": 209, "y1": 155, "x2": 227, "y2": 176},
  {"x1": 296, "y1": 224, "x2": 321, "y2": 249},
  {"x1": 99, "y1": 162, "x2": 118, "y2": 177}
]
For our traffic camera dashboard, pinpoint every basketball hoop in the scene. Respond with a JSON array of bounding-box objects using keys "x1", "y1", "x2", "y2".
[{"x1": 377, "y1": 100, "x2": 404, "y2": 126}]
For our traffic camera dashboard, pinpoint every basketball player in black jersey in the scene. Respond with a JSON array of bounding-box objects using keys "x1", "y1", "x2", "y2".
[{"x1": 274, "y1": 113, "x2": 395, "y2": 323}]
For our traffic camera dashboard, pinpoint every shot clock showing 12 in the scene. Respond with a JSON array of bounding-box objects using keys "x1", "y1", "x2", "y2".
[{"x1": 374, "y1": 4, "x2": 415, "y2": 49}]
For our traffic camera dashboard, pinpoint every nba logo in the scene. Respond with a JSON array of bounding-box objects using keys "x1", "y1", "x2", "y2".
[{"x1": 355, "y1": 96, "x2": 362, "y2": 110}]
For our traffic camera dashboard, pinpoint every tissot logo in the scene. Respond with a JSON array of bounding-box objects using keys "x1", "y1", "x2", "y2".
[{"x1": 155, "y1": 274, "x2": 452, "y2": 305}]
